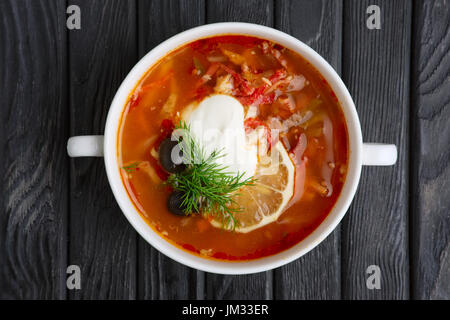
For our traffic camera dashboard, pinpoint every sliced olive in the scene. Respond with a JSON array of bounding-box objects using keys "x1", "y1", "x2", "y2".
[
  {"x1": 167, "y1": 191, "x2": 189, "y2": 216},
  {"x1": 159, "y1": 138, "x2": 186, "y2": 173}
]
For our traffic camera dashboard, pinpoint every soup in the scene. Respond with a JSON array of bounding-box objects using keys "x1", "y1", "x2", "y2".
[{"x1": 118, "y1": 35, "x2": 348, "y2": 261}]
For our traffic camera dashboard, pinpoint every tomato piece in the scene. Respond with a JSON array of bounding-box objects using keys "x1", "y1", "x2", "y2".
[
  {"x1": 238, "y1": 86, "x2": 275, "y2": 106},
  {"x1": 244, "y1": 117, "x2": 273, "y2": 149},
  {"x1": 147, "y1": 119, "x2": 175, "y2": 181},
  {"x1": 234, "y1": 68, "x2": 287, "y2": 106},
  {"x1": 193, "y1": 85, "x2": 213, "y2": 101},
  {"x1": 196, "y1": 62, "x2": 220, "y2": 86},
  {"x1": 161, "y1": 118, "x2": 174, "y2": 134},
  {"x1": 190, "y1": 63, "x2": 219, "y2": 99},
  {"x1": 129, "y1": 93, "x2": 141, "y2": 110},
  {"x1": 269, "y1": 68, "x2": 287, "y2": 83},
  {"x1": 154, "y1": 119, "x2": 174, "y2": 149},
  {"x1": 219, "y1": 63, "x2": 254, "y2": 96},
  {"x1": 129, "y1": 71, "x2": 175, "y2": 111}
]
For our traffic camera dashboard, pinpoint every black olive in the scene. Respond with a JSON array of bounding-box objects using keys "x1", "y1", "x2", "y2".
[
  {"x1": 167, "y1": 191, "x2": 200, "y2": 216},
  {"x1": 167, "y1": 191, "x2": 189, "y2": 216},
  {"x1": 159, "y1": 138, "x2": 186, "y2": 173}
]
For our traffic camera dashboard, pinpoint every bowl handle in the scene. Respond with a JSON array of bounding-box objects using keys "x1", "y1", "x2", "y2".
[
  {"x1": 67, "y1": 135, "x2": 104, "y2": 157},
  {"x1": 66, "y1": 137, "x2": 398, "y2": 165},
  {"x1": 362, "y1": 143, "x2": 397, "y2": 166}
]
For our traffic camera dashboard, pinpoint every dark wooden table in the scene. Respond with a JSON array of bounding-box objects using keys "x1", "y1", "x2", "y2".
[{"x1": 0, "y1": 0, "x2": 448, "y2": 300}]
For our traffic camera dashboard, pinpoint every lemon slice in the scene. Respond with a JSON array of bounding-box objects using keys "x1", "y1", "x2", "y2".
[{"x1": 209, "y1": 141, "x2": 295, "y2": 233}]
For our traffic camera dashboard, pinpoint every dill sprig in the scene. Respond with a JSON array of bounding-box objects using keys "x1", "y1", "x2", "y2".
[
  {"x1": 122, "y1": 162, "x2": 140, "y2": 173},
  {"x1": 166, "y1": 122, "x2": 255, "y2": 230}
]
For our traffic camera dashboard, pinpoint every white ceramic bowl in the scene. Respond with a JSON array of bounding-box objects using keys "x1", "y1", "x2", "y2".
[{"x1": 67, "y1": 22, "x2": 397, "y2": 274}]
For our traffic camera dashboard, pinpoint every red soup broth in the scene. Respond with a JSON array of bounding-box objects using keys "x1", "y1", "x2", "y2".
[{"x1": 118, "y1": 35, "x2": 349, "y2": 261}]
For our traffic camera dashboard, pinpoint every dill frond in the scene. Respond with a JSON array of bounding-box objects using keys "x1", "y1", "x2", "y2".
[{"x1": 166, "y1": 121, "x2": 255, "y2": 230}]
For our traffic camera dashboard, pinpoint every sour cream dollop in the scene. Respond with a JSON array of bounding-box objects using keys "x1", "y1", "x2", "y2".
[{"x1": 182, "y1": 94, "x2": 257, "y2": 180}]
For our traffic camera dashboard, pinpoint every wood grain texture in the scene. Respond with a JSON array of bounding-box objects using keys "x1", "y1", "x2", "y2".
[
  {"x1": 0, "y1": 0, "x2": 68, "y2": 299},
  {"x1": 2, "y1": 0, "x2": 449, "y2": 301},
  {"x1": 68, "y1": 0, "x2": 137, "y2": 299},
  {"x1": 273, "y1": 0, "x2": 343, "y2": 300},
  {"x1": 137, "y1": 0, "x2": 205, "y2": 300},
  {"x1": 206, "y1": 0, "x2": 273, "y2": 25},
  {"x1": 341, "y1": 0, "x2": 411, "y2": 299},
  {"x1": 410, "y1": 0, "x2": 450, "y2": 300},
  {"x1": 205, "y1": 0, "x2": 274, "y2": 300}
]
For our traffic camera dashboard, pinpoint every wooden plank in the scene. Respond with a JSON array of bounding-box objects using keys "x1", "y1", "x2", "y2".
[
  {"x1": 68, "y1": 0, "x2": 137, "y2": 299},
  {"x1": 0, "y1": 0, "x2": 68, "y2": 299},
  {"x1": 206, "y1": 0, "x2": 273, "y2": 25},
  {"x1": 341, "y1": 0, "x2": 411, "y2": 299},
  {"x1": 410, "y1": 0, "x2": 450, "y2": 300},
  {"x1": 273, "y1": 0, "x2": 343, "y2": 300},
  {"x1": 205, "y1": 0, "x2": 274, "y2": 300},
  {"x1": 137, "y1": 0, "x2": 205, "y2": 300}
]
